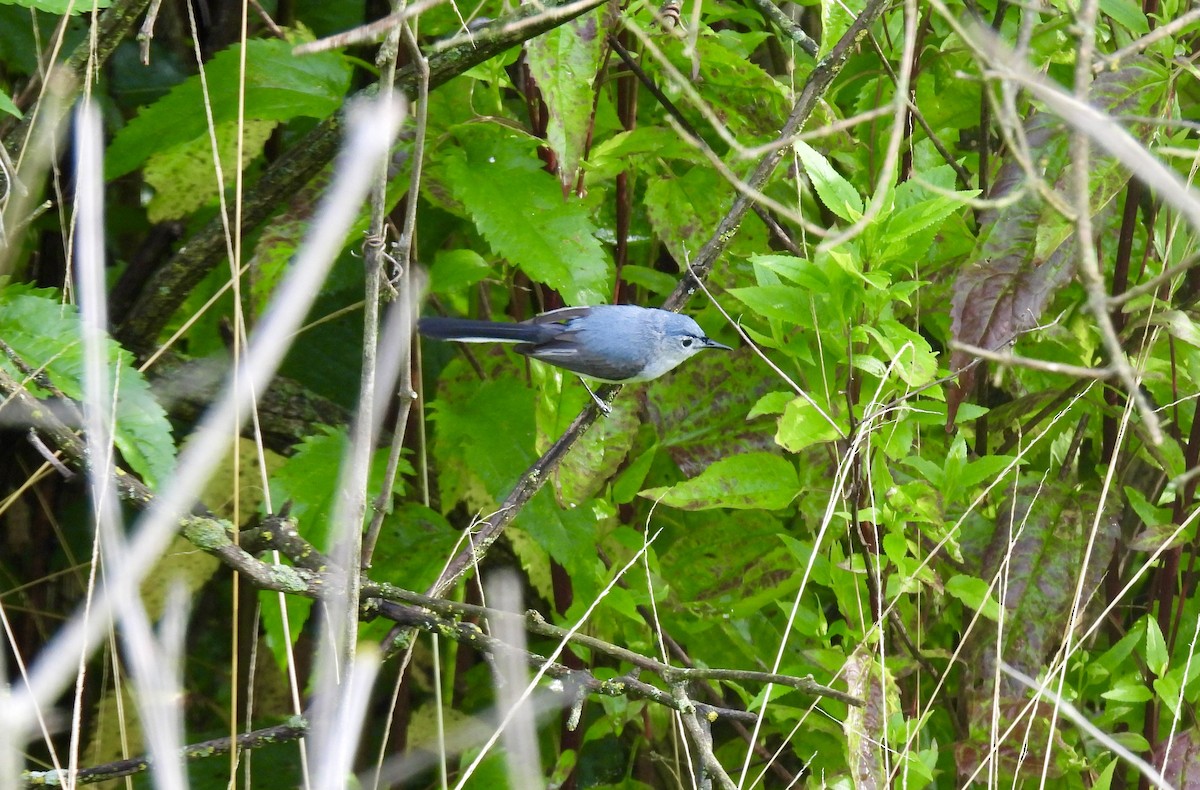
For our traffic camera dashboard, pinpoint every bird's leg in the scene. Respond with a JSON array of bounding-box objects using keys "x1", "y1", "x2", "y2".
[{"x1": 578, "y1": 377, "x2": 612, "y2": 415}]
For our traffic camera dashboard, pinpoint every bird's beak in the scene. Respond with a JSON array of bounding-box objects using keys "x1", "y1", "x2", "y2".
[{"x1": 703, "y1": 337, "x2": 732, "y2": 351}]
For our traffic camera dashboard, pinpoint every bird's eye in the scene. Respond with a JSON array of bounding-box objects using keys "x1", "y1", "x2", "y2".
[{"x1": 681, "y1": 338, "x2": 694, "y2": 348}]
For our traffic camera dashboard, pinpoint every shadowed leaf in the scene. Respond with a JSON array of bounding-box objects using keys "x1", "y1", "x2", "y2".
[{"x1": 947, "y1": 58, "x2": 1167, "y2": 425}]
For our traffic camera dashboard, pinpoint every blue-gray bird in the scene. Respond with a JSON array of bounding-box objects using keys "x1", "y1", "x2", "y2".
[{"x1": 418, "y1": 305, "x2": 731, "y2": 410}]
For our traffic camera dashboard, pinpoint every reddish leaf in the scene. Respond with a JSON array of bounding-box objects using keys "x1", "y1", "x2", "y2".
[{"x1": 946, "y1": 58, "x2": 1167, "y2": 425}]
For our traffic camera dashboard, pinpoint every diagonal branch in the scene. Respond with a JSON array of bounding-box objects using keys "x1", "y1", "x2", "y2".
[
  {"x1": 427, "y1": 0, "x2": 891, "y2": 597},
  {"x1": 114, "y1": 0, "x2": 610, "y2": 354}
]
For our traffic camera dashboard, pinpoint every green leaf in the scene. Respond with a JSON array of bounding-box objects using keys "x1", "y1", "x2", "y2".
[
  {"x1": 775, "y1": 397, "x2": 842, "y2": 453},
  {"x1": 644, "y1": 164, "x2": 766, "y2": 266},
  {"x1": 1154, "y1": 675, "x2": 1181, "y2": 717},
  {"x1": 1125, "y1": 486, "x2": 1185, "y2": 551},
  {"x1": 820, "y1": 0, "x2": 865, "y2": 60},
  {"x1": 1100, "y1": 0, "x2": 1149, "y2": 34},
  {"x1": 747, "y1": 391, "x2": 793, "y2": 419},
  {"x1": 793, "y1": 139, "x2": 863, "y2": 222},
  {"x1": 878, "y1": 191, "x2": 976, "y2": 265},
  {"x1": 430, "y1": 249, "x2": 496, "y2": 295},
  {"x1": 107, "y1": 36, "x2": 350, "y2": 179},
  {"x1": 727, "y1": 284, "x2": 810, "y2": 324},
  {"x1": 657, "y1": 32, "x2": 789, "y2": 144},
  {"x1": 526, "y1": 8, "x2": 607, "y2": 189},
  {"x1": 546, "y1": 371, "x2": 638, "y2": 505},
  {"x1": 639, "y1": 452, "x2": 798, "y2": 510},
  {"x1": 1092, "y1": 759, "x2": 1118, "y2": 790},
  {"x1": 618, "y1": 265, "x2": 678, "y2": 296},
  {"x1": 945, "y1": 574, "x2": 1003, "y2": 622},
  {"x1": 0, "y1": 87, "x2": 19, "y2": 119},
  {"x1": 587, "y1": 126, "x2": 702, "y2": 178},
  {"x1": 143, "y1": 119, "x2": 277, "y2": 221},
  {"x1": 369, "y1": 503, "x2": 463, "y2": 591},
  {"x1": 259, "y1": 587, "x2": 313, "y2": 673},
  {"x1": 644, "y1": 347, "x2": 777, "y2": 477},
  {"x1": 4, "y1": 0, "x2": 110, "y2": 12},
  {"x1": 1100, "y1": 682, "x2": 1152, "y2": 703},
  {"x1": 0, "y1": 286, "x2": 176, "y2": 488},
  {"x1": 862, "y1": 320, "x2": 938, "y2": 387},
  {"x1": 269, "y1": 425, "x2": 414, "y2": 552},
  {"x1": 1145, "y1": 616, "x2": 1169, "y2": 677},
  {"x1": 750, "y1": 254, "x2": 820, "y2": 288},
  {"x1": 611, "y1": 444, "x2": 658, "y2": 505},
  {"x1": 439, "y1": 123, "x2": 610, "y2": 305}
]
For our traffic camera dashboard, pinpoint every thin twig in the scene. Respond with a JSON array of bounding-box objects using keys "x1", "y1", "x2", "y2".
[
  {"x1": 949, "y1": 340, "x2": 1116, "y2": 379},
  {"x1": 741, "y1": 0, "x2": 818, "y2": 58},
  {"x1": 1093, "y1": 7, "x2": 1200, "y2": 73},
  {"x1": 20, "y1": 719, "x2": 309, "y2": 787},
  {"x1": 673, "y1": 685, "x2": 738, "y2": 790},
  {"x1": 292, "y1": 0, "x2": 447, "y2": 55}
]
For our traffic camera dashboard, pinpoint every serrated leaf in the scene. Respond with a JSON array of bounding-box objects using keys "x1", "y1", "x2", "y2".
[
  {"x1": 268, "y1": 425, "x2": 414, "y2": 551},
  {"x1": 862, "y1": 320, "x2": 938, "y2": 387},
  {"x1": 639, "y1": 452, "x2": 798, "y2": 510},
  {"x1": 439, "y1": 123, "x2": 610, "y2": 305},
  {"x1": 879, "y1": 192, "x2": 976, "y2": 264},
  {"x1": 750, "y1": 254, "x2": 818, "y2": 288},
  {"x1": 820, "y1": 0, "x2": 865, "y2": 59},
  {"x1": 0, "y1": 286, "x2": 176, "y2": 487},
  {"x1": 107, "y1": 36, "x2": 350, "y2": 179},
  {"x1": 793, "y1": 140, "x2": 863, "y2": 222},
  {"x1": 657, "y1": 33, "x2": 789, "y2": 144},
  {"x1": 526, "y1": 7, "x2": 607, "y2": 190},
  {"x1": 541, "y1": 365, "x2": 638, "y2": 505}
]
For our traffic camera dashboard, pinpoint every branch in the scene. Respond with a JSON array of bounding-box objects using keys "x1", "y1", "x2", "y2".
[
  {"x1": 428, "y1": 0, "x2": 890, "y2": 597},
  {"x1": 1, "y1": 0, "x2": 154, "y2": 155},
  {"x1": 363, "y1": 584, "x2": 864, "y2": 708},
  {"x1": 0, "y1": 364, "x2": 860, "y2": 735},
  {"x1": 20, "y1": 718, "x2": 308, "y2": 787},
  {"x1": 114, "y1": 0, "x2": 610, "y2": 354}
]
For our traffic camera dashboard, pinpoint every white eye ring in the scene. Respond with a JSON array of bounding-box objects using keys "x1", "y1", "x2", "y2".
[{"x1": 681, "y1": 338, "x2": 694, "y2": 348}]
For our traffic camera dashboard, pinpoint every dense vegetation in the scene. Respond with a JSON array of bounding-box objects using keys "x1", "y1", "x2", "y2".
[{"x1": 1, "y1": 0, "x2": 1198, "y2": 787}]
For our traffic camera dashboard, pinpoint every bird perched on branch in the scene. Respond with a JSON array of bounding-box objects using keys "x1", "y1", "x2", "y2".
[{"x1": 418, "y1": 304, "x2": 731, "y2": 411}]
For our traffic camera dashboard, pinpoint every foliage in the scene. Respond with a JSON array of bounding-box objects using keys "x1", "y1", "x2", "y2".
[{"x1": 1, "y1": 0, "x2": 1199, "y2": 788}]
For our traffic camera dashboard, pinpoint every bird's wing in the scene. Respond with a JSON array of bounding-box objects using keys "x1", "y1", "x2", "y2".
[
  {"x1": 517, "y1": 339, "x2": 645, "y2": 383},
  {"x1": 527, "y1": 306, "x2": 595, "y2": 326}
]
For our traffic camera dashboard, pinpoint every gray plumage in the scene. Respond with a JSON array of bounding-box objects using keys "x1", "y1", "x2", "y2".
[{"x1": 417, "y1": 305, "x2": 730, "y2": 383}]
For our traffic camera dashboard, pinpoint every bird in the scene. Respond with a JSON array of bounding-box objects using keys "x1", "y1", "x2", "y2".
[{"x1": 417, "y1": 305, "x2": 731, "y2": 411}]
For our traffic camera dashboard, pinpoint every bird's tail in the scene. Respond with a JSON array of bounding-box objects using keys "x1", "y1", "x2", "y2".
[{"x1": 417, "y1": 316, "x2": 559, "y2": 344}]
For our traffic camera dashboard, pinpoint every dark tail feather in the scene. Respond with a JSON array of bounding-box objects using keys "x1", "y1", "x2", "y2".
[{"x1": 417, "y1": 316, "x2": 558, "y2": 344}]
